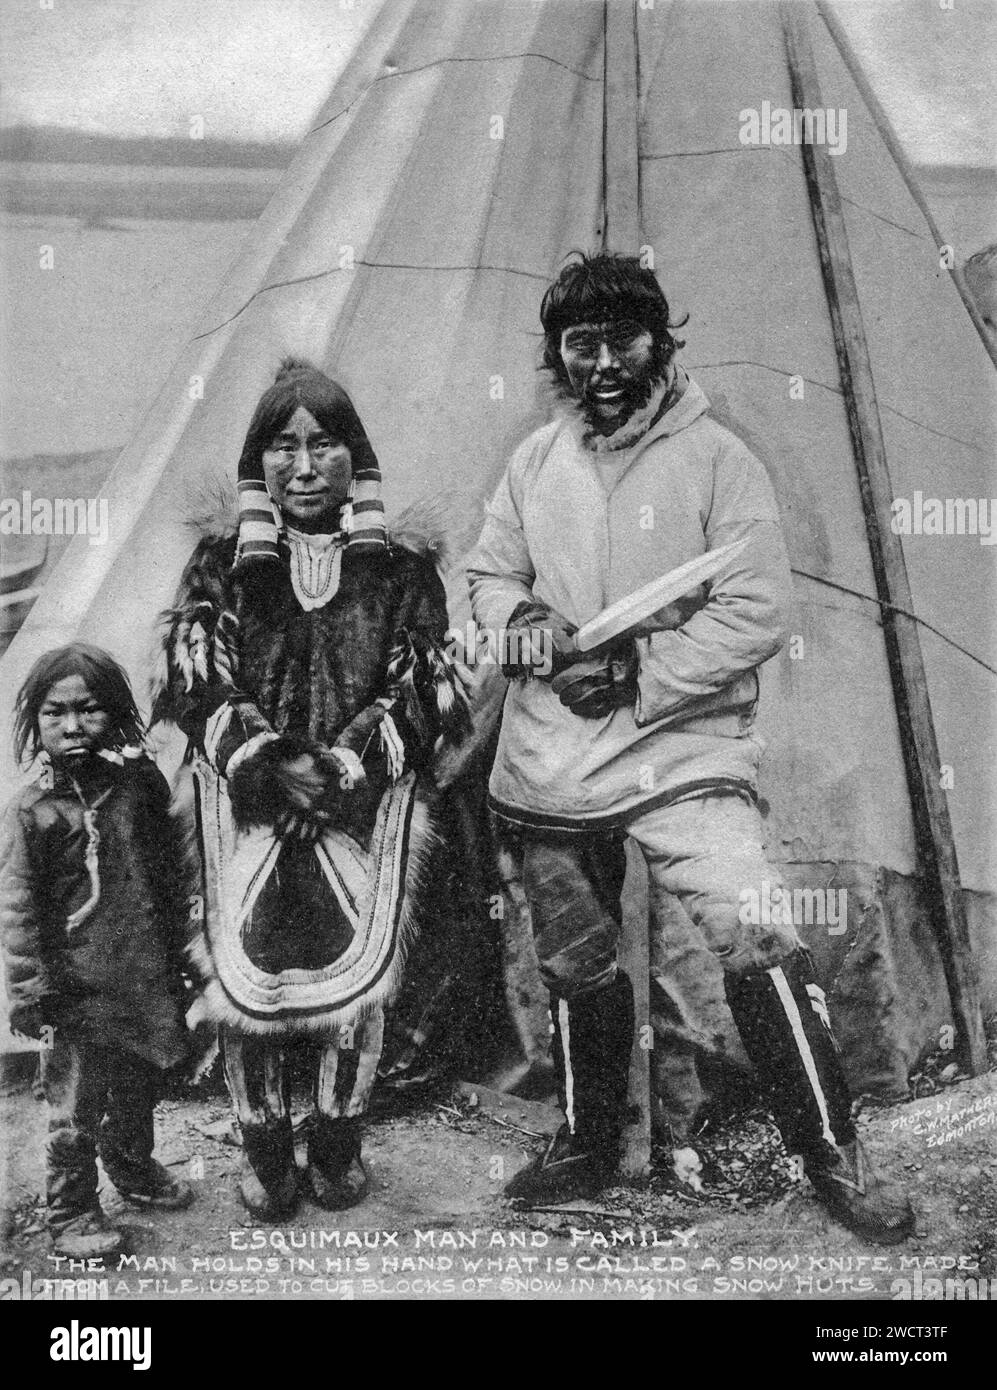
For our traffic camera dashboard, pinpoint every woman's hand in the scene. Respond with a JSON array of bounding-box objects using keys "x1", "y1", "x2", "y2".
[{"x1": 275, "y1": 751, "x2": 330, "y2": 814}]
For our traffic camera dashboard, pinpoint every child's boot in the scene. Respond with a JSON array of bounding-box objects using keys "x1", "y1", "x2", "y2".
[
  {"x1": 50, "y1": 1210, "x2": 124, "y2": 1260},
  {"x1": 111, "y1": 1158, "x2": 194, "y2": 1210}
]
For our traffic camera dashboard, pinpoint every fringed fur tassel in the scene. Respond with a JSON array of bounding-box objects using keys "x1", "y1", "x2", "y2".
[{"x1": 386, "y1": 630, "x2": 473, "y2": 747}]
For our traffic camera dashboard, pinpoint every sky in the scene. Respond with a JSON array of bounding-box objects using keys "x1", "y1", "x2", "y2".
[
  {"x1": 0, "y1": 0, "x2": 994, "y2": 167},
  {"x1": 0, "y1": 0, "x2": 375, "y2": 146}
]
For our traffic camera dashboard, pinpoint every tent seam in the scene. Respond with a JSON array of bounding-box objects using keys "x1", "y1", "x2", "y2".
[
  {"x1": 193, "y1": 260, "x2": 552, "y2": 341},
  {"x1": 309, "y1": 49, "x2": 601, "y2": 137}
]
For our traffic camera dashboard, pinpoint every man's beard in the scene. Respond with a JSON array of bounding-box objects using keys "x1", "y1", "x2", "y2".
[
  {"x1": 562, "y1": 338, "x2": 673, "y2": 437},
  {"x1": 580, "y1": 368, "x2": 664, "y2": 436}
]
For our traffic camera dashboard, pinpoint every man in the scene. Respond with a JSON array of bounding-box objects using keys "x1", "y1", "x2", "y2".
[
  {"x1": 466, "y1": 252, "x2": 913, "y2": 1243},
  {"x1": 153, "y1": 359, "x2": 469, "y2": 1219}
]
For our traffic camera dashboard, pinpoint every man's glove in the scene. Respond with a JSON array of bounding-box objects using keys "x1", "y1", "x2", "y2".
[
  {"x1": 549, "y1": 641, "x2": 639, "y2": 718},
  {"x1": 502, "y1": 601, "x2": 579, "y2": 682},
  {"x1": 9, "y1": 1001, "x2": 45, "y2": 1040}
]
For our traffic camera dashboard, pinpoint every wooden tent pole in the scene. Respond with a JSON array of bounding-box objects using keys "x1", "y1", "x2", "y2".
[
  {"x1": 817, "y1": 0, "x2": 997, "y2": 371},
  {"x1": 602, "y1": 0, "x2": 641, "y2": 251},
  {"x1": 781, "y1": 3, "x2": 987, "y2": 1075},
  {"x1": 601, "y1": 0, "x2": 651, "y2": 1179}
]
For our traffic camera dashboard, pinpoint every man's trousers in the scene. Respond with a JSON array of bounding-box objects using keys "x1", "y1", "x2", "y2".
[
  {"x1": 523, "y1": 792, "x2": 803, "y2": 996},
  {"x1": 521, "y1": 791, "x2": 856, "y2": 1166}
]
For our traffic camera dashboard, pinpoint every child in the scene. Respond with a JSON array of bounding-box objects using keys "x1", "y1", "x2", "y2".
[{"x1": 0, "y1": 642, "x2": 194, "y2": 1259}]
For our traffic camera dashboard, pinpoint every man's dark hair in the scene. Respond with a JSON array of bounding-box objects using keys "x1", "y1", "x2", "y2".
[
  {"x1": 540, "y1": 251, "x2": 687, "y2": 389},
  {"x1": 12, "y1": 641, "x2": 145, "y2": 764}
]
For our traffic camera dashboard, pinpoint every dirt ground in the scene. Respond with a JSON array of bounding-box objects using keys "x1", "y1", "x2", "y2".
[{"x1": 2, "y1": 1061, "x2": 996, "y2": 1304}]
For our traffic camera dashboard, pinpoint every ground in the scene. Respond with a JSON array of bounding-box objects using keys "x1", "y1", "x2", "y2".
[{"x1": 2, "y1": 1060, "x2": 996, "y2": 1304}]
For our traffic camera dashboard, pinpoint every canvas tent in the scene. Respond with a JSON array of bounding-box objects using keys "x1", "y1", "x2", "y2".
[{"x1": 1, "y1": 0, "x2": 994, "y2": 1115}]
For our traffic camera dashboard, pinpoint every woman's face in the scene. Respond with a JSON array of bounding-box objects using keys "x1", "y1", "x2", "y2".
[{"x1": 261, "y1": 406, "x2": 353, "y2": 532}]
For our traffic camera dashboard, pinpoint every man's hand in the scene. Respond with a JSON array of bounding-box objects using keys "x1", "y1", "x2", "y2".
[
  {"x1": 9, "y1": 1001, "x2": 45, "y2": 1041},
  {"x1": 503, "y1": 602, "x2": 579, "y2": 681},
  {"x1": 549, "y1": 642, "x2": 639, "y2": 718}
]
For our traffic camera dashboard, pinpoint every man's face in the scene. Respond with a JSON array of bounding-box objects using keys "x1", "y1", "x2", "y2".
[
  {"x1": 38, "y1": 674, "x2": 112, "y2": 763},
  {"x1": 559, "y1": 318, "x2": 659, "y2": 429},
  {"x1": 262, "y1": 406, "x2": 353, "y2": 531}
]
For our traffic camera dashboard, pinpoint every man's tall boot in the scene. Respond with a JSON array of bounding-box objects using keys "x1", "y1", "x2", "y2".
[
  {"x1": 505, "y1": 970, "x2": 634, "y2": 1206},
  {"x1": 725, "y1": 950, "x2": 914, "y2": 1244}
]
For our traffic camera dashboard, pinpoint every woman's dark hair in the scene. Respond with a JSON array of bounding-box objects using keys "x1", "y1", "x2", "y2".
[
  {"x1": 237, "y1": 357, "x2": 378, "y2": 480},
  {"x1": 12, "y1": 642, "x2": 145, "y2": 764},
  {"x1": 540, "y1": 251, "x2": 688, "y2": 389}
]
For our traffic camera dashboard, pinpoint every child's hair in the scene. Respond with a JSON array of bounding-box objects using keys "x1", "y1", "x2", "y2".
[{"x1": 12, "y1": 642, "x2": 145, "y2": 764}]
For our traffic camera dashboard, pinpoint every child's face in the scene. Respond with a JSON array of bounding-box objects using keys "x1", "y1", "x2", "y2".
[{"x1": 38, "y1": 674, "x2": 112, "y2": 763}]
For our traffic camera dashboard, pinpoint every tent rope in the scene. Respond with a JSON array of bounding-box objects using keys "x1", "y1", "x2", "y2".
[
  {"x1": 642, "y1": 146, "x2": 925, "y2": 240},
  {"x1": 791, "y1": 568, "x2": 997, "y2": 678},
  {"x1": 692, "y1": 358, "x2": 987, "y2": 455}
]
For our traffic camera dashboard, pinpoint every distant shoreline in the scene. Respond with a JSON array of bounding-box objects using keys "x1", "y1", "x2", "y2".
[
  {"x1": 2, "y1": 123, "x2": 991, "y2": 228},
  {"x1": 0, "y1": 126, "x2": 295, "y2": 169},
  {"x1": 3, "y1": 159, "x2": 992, "y2": 239},
  {"x1": 0, "y1": 160, "x2": 281, "y2": 222}
]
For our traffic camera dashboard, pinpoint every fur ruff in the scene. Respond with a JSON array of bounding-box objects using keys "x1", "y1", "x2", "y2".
[
  {"x1": 551, "y1": 365, "x2": 678, "y2": 452},
  {"x1": 184, "y1": 472, "x2": 240, "y2": 541},
  {"x1": 389, "y1": 492, "x2": 486, "y2": 577},
  {"x1": 178, "y1": 483, "x2": 468, "y2": 575}
]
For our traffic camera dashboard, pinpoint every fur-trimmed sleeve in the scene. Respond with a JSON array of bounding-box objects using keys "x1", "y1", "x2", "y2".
[
  {"x1": 331, "y1": 548, "x2": 471, "y2": 781},
  {"x1": 151, "y1": 535, "x2": 276, "y2": 774},
  {"x1": 383, "y1": 549, "x2": 472, "y2": 758}
]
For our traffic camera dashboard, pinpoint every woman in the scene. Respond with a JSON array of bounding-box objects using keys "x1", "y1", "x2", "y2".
[{"x1": 153, "y1": 359, "x2": 470, "y2": 1218}]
